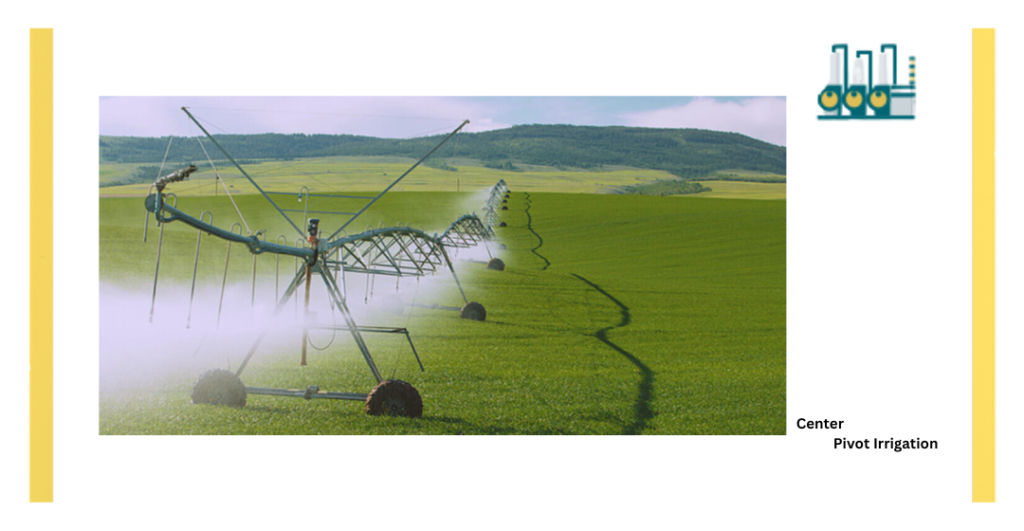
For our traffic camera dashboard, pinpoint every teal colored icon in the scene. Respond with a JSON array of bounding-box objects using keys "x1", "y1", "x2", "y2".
[
  {"x1": 819, "y1": 43, "x2": 915, "y2": 120},
  {"x1": 843, "y1": 49, "x2": 869, "y2": 116},
  {"x1": 819, "y1": 85, "x2": 842, "y2": 113},
  {"x1": 819, "y1": 44, "x2": 847, "y2": 116},
  {"x1": 844, "y1": 84, "x2": 867, "y2": 116},
  {"x1": 869, "y1": 86, "x2": 891, "y2": 116}
]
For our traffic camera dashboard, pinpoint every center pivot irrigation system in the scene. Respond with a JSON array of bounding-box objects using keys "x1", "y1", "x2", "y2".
[{"x1": 143, "y1": 107, "x2": 513, "y2": 417}]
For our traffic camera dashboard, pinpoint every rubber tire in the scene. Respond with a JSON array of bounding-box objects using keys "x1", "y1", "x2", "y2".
[
  {"x1": 365, "y1": 380, "x2": 423, "y2": 418},
  {"x1": 502, "y1": 199, "x2": 507, "y2": 204},
  {"x1": 191, "y1": 368, "x2": 247, "y2": 407},
  {"x1": 501, "y1": 206, "x2": 508, "y2": 210},
  {"x1": 487, "y1": 258, "x2": 505, "y2": 271},
  {"x1": 460, "y1": 301, "x2": 487, "y2": 321},
  {"x1": 499, "y1": 222, "x2": 507, "y2": 227}
]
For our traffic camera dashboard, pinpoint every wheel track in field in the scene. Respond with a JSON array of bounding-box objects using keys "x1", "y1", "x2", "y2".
[
  {"x1": 523, "y1": 192, "x2": 550, "y2": 271},
  {"x1": 572, "y1": 274, "x2": 654, "y2": 435}
]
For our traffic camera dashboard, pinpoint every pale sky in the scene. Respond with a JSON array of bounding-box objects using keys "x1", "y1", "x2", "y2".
[{"x1": 100, "y1": 96, "x2": 787, "y2": 146}]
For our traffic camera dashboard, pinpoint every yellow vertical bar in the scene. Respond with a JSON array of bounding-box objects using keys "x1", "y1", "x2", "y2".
[
  {"x1": 972, "y1": 28, "x2": 996, "y2": 503},
  {"x1": 30, "y1": 28, "x2": 54, "y2": 504}
]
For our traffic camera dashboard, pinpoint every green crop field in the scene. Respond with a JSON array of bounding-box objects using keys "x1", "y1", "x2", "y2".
[
  {"x1": 100, "y1": 157, "x2": 678, "y2": 196},
  {"x1": 100, "y1": 187, "x2": 785, "y2": 435},
  {"x1": 691, "y1": 181, "x2": 787, "y2": 200},
  {"x1": 100, "y1": 156, "x2": 788, "y2": 200}
]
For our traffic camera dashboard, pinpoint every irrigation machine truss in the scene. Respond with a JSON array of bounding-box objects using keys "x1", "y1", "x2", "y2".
[{"x1": 142, "y1": 108, "x2": 512, "y2": 417}]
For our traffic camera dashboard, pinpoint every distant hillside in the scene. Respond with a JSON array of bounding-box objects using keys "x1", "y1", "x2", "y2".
[{"x1": 100, "y1": 125, "x2": 785, "y2": 179}]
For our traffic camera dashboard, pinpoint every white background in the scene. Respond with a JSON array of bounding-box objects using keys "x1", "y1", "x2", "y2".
[{"x1": 2, "y1": 1, "x2": 1022, "y2": 528}]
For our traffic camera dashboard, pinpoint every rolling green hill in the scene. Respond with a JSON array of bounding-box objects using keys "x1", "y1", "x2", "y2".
[{"x1": 100, "y1": 124, "x2": 786, "y2": 180}]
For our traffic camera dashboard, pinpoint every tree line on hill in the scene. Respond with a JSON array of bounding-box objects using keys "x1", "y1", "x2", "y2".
[{"x1": 100, "y1": 124, "x2": 786, "y2": 180}]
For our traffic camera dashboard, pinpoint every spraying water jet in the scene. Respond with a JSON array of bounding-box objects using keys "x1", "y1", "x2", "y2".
[{"x1": 142, "y1": 109, "x2": 510, "y2": 418}]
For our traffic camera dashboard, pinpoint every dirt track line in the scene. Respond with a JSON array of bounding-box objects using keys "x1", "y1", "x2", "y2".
[
  {"x1": 523, "y1": 192, "x2": 551, "y2": 270},
  {"x1": 572, "y1": 274, "x2": 654, "y2": 435}
]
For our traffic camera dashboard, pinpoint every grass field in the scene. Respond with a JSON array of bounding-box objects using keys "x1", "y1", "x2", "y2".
[
  {"x1": 100, "y1": 188, "x2": 785, "y2": 435},
  {"x1": 710, "y1": 169, "x2": 787, "y2": 183},
  {"x1": 100, "y1": 156, "x2": 678, "y2": 196},
  {"x1": 100, "y1": 156, "x2": 786, "y2": 200},
  {"x1": 692, "y1": 181, "x2": 787, "y2": 200}
]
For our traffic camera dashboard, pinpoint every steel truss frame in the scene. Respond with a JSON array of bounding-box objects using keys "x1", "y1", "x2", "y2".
[{"x1": 143, "y1": 110, "x2": 507, "y2": 409}]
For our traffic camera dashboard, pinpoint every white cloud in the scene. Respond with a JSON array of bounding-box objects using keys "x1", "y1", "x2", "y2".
[{"x1": 100, "y1": 97, "x2": 785, "y2": 144}]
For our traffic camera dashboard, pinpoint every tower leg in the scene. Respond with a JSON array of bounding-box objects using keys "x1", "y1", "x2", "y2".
[
  {"x1": 321, "y1": 268, "x2": 384, "y2": 384},
  {"x1": 235, "y1": 267, "x2": 306, "y2": 378},
  {"x1": 301, "y1": 262, "x2": 312, "y2": 366}
]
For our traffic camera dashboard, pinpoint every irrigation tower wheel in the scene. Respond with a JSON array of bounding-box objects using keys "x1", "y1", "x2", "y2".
[
  {"x1": 499, "y1": 222, "x2": 507, "y2": 227},
  {"x1": 460, "y1": 301, "x2": 487, "y2": 321},
  {"x1": 191, "y1": 369, "x2": 247, "y2": 407},
  {"x1": 487, "y1": 258, "x2": 505, "y2": 271},
  {"x1": 365, "y1": 380, "x2": 423, "y2": 418}
]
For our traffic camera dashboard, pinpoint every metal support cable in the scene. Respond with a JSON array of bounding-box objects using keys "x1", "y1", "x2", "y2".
[
  {"x1": 328, "y1": 119, "x2": 470, "y2": 239},
  {"x1": 156, "y1": 136, "x2": 173, "y2": 181},
  {"x1": 194, "y1": 135, "x2": 251, "y2": 234},
  {"x1": 143, "y1": 137, "x2": 174, "y2": 242},
  {"x1": 182, "y1": 107, "x2": 303, "y2": 237}
]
